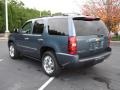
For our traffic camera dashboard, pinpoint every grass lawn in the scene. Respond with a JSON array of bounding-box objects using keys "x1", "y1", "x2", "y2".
[{"x1": 112, "y1": 35, "x2": 120, "y2": 41}]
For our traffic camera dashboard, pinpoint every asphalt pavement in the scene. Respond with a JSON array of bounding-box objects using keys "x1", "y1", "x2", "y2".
[{"x1": 0, "y1": 40, "x2": 120, "y2": 90}]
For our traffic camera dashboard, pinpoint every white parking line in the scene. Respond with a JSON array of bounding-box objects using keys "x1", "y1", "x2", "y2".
[
  {"x1": 38, "y1": 77, "x2": 55, "y2": 90},
  {"x1": 0, "y1": 59, "x2": 3, "y2": 62}
]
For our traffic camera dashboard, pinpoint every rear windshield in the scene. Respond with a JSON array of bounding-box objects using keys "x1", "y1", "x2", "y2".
[{"x1": 73, "y1": 18, "x2": 109, "y2": 36}]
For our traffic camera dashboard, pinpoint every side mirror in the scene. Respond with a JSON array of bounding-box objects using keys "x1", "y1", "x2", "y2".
[{"x1": 14, "y1": 28, "x2": 19, "y2": 33}]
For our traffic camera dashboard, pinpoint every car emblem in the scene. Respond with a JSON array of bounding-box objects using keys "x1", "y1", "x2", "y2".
[{"x1": 96, "y1": 38, "x2": 100, "y2": 42}]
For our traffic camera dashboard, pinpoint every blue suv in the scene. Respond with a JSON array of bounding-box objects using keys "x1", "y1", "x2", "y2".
[{"x1": 8, "y1": 16, "x2": 111, "y2": 76}]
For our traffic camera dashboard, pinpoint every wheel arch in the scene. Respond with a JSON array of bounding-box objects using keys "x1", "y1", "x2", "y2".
[
  {"x1": 8, "y1": 40, "x2": 14, "y2": 47},
  {"x1": 40, "y1": 46, "x2": 55, "y2": 58}
]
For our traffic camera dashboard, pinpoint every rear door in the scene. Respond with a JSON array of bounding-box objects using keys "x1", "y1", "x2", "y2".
[
  {"x1": 73, "y1": 17, "x2": 109, "y2": 58},
  {"x1": 30, "y1": 19, "x2": 44, "y2": 58}
]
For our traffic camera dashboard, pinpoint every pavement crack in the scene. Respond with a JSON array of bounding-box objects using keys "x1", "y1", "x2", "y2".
[{"x1": 92, "y1": 76, "x2": 113, "y2": 90}]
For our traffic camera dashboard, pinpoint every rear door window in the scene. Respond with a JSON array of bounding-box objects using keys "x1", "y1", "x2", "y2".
[
  {"x1": 33, "y1": 20, "x2": 44, "y2": 34},
  {"x1": 73, "y1": 18, "x2": 109, "y2": 36},
  {"x1": 48, "y1": 18, "x2": 68, "y2": 36}
]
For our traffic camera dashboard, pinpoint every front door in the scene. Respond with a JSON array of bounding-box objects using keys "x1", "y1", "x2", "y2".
[
  {"x1": 17, "y1": 21, "x2": 34, "y2": 56},
  {"x1": 17, "y1": 20, "x2": 44, "y2": 59}
]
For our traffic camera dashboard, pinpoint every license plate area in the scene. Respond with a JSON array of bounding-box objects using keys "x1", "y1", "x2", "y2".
[{"x1": 89, "y1": 40, "x2": 104, "y2": 51}]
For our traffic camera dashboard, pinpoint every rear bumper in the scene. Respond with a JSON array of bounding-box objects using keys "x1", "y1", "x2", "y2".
[
  {"x1": 56, "y1": 49, "x2": 111, "y2": 68},
  {"x1": 78, "y1": 52, "x2": 111, "y2": 63}
]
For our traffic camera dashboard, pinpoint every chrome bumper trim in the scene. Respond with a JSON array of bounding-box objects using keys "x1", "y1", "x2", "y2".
[
  {"x1": 79, "y1": 52, "x2": 111, "y2": 62},
  {"x1": 56, "y1": 53, "x2": 76, "y2": 56}
]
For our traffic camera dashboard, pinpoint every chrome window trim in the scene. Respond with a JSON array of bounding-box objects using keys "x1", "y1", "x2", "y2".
[{"x1": 22, "y1": 34, "x2": 42, "y2": 36}]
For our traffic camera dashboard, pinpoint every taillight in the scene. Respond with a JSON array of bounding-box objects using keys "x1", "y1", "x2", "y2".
[
  {"x1": 108, "y1": 32, "x2": 111, "y2": 47},
  {"x1": 68, "y1": 36, "x2": 77, "y2": 55}
]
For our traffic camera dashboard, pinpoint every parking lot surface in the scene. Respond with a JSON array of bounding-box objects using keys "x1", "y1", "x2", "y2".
[{"x1": 0, "y1": 40, "x2": 120, "y2": 90}]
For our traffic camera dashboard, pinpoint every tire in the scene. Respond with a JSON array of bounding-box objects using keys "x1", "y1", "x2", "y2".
[
  {"x1": 42, "y1": 51, "x2": 61, "y2": 77},
  {"x1": 9, "y1": 43, "x2": 20, "y2": 59}
]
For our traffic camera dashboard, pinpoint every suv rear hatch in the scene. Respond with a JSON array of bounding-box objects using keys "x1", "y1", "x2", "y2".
[{"x1": 73, "y1": 17, "x2": 110, "y2": 58}]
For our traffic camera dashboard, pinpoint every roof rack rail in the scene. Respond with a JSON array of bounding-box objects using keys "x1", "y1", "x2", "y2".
[
  {"x1": 51, "y1": 13, "x2": 81, "y2": 17},
  {"x1": 63, "y1": 13, "x2": 81, "y2": 16}
]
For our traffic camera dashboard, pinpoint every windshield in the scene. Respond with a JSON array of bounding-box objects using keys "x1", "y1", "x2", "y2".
[{"x1": 73, "y1": 19, "x2": 109, "y2": 36}]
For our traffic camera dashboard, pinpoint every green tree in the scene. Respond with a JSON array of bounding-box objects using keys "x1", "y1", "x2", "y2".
[{"x1": 0, "y1": 0, "x2": 52, "y2": 33}]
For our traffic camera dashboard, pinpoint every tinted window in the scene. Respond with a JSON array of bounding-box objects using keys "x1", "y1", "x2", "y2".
[
  {"x1": 33, "y1": 20, "x2": 44, "y2": 34},
  {"x1": 48, "y1": 18, "x2": 68, "y2": 36},
  {"x1": 73, "y1": 20, "x2": 109, "y2": 36},
  {"x1": 22, "y1": 22, "x2": 32, "y2": 34}
]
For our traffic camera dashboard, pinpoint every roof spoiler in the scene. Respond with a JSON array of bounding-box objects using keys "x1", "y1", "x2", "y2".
[{"x1": 73, "y1": 16, "x2": 100, "y2": 21}]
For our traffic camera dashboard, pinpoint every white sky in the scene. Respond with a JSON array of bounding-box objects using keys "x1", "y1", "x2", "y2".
[{"x1": 20, "y1": 0, "x2": 87, "y2": 14}]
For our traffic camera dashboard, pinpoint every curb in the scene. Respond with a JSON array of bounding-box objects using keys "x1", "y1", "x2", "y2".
[
  {"x1": 111, "y1": 41, "x2": 120, "y2": 43},
  {"x1": 0, "y1": 37, "x2": 8, "y2": 40}
]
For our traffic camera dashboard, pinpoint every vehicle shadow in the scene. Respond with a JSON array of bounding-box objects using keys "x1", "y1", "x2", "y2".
[
  {"x1": 15, "y1": 56, "x2": 110, "y2": 81},
  {"x1": 56, "y1": 66, "x2": 111, "y2": 90},
  {"x1": 8, "y1": 56, "x2": 43, "y2": 72},
  {"x1": 10, "y1": 56, "x2": 100, "y2": 78},
  {"x1": 14, "y1": 57, "x2": 112, "y2": 89}
]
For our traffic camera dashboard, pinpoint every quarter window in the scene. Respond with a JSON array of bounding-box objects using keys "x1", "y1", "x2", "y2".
[{"x1": 48, "y1": 18, "x2": 68, "y2": 36}]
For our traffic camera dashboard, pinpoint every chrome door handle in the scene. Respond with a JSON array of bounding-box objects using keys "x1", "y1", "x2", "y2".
[
  {"x1": 37, "y1": 39, "x2": 43, "y2": 41},
  {"x1": 24, "y1": 38, "x2": 29, "y2": 40}
]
